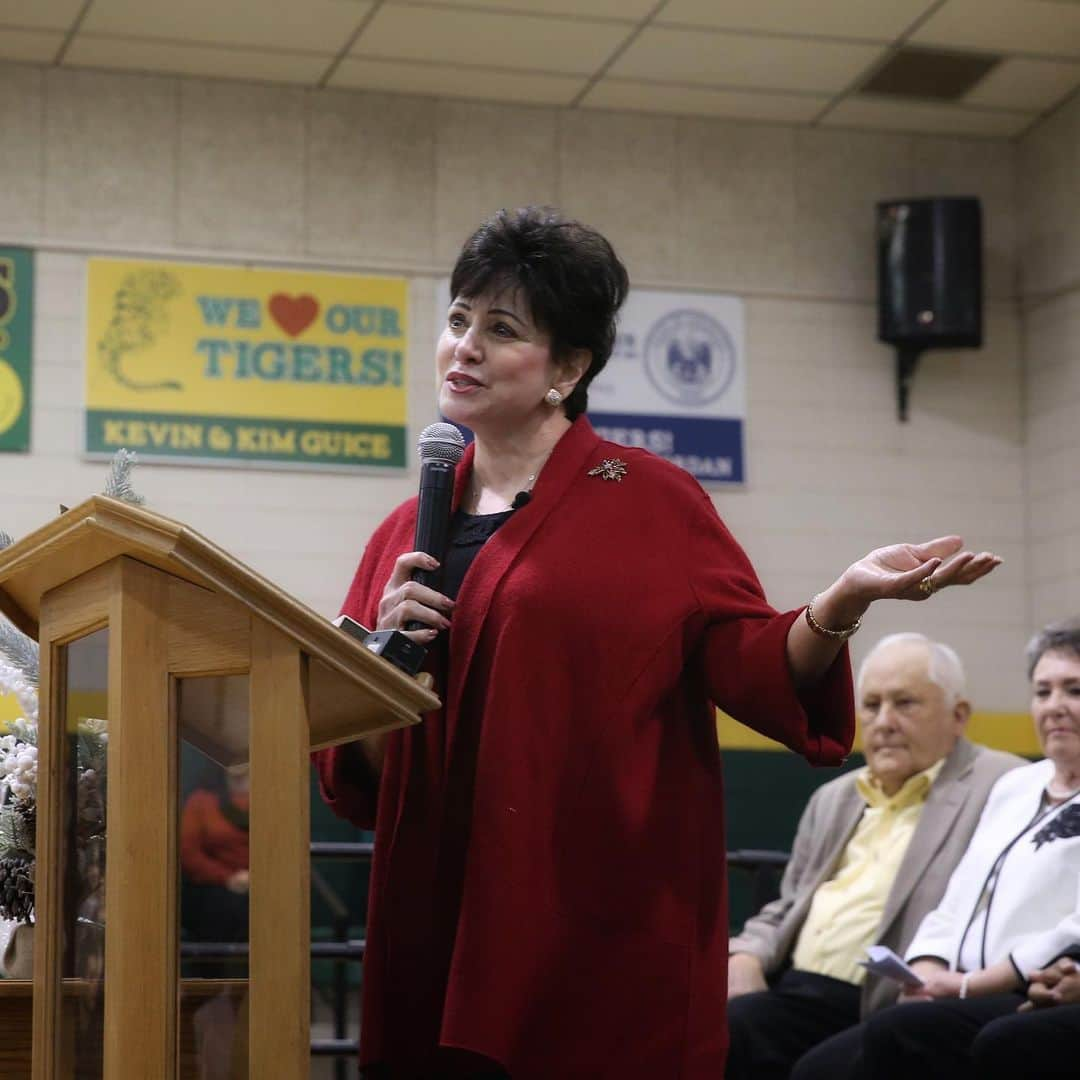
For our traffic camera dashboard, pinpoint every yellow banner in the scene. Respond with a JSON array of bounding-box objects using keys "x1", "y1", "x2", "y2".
[
  {"x1": 85, "y1": 259, "x2": 408, "y2": 469},
  {"x1": 0, "y1": 691, "x2": 22, "y2": 730},
  {"x1": 717, "y1": 709, "x2": 1040, "y2": 758}
]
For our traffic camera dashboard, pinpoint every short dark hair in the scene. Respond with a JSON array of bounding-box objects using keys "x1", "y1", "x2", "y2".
[
  {"x1": 449, "y1": 206, "x2": 629, "y2": 420},
  {"x1": 1025, "y1": 616, "x2": 1080, "y2": 680}
]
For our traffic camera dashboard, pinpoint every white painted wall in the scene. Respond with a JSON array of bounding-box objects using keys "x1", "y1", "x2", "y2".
[{"x1": 0, "y1": 63, "x2": 1032, "y2": 709}]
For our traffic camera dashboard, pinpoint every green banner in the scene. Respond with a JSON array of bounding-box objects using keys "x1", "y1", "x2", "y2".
[
  {"x1": 0, "y1": 248, "x2": 33, "y2": 453},
  {"x1": 86, "y1": 410, "x2": 406, "y2": 469}
]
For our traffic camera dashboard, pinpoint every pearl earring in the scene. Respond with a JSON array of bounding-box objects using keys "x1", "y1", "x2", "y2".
[{"x1": 545, "y1": 388, "x2": 563, "y2": 407}]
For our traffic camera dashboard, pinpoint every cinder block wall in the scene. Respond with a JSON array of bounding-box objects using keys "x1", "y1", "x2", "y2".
[
  {"x1": 1018, "y1": 91, "x2": 1080, "y2": 640},
  {"x1": 0, "y1": 64, "x2": 1033, "y2": 709}
]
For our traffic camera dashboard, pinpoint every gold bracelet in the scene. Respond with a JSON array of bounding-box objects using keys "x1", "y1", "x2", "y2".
[{"x1": 804, "y1": 595, "x2": 861, "y2": 641}]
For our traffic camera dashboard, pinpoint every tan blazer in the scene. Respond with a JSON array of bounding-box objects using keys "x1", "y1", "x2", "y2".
[{"x1": 729, "y1": 738, "x2": 1023, "y2": 1015}]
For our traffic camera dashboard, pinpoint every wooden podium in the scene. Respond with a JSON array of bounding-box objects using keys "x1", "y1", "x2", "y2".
[{"x1": 0, "y1": 496, "x2": 439, "y2": 1079}]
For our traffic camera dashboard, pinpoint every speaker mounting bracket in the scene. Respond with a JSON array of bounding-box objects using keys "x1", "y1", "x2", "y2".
[{"x1": 896, "y1": 346, "x2": 923, "y2": 422}]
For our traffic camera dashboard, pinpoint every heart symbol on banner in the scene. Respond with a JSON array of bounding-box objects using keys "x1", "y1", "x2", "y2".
[{"x1": 269, "y1": 293, "x2": 319, "y2": 337}]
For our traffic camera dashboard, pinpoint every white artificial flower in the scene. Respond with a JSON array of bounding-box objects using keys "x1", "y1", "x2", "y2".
[{"x1": 0, "y1": 717, "x2": 37, "y2": 804}]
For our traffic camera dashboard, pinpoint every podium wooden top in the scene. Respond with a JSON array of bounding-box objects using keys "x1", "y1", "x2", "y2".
[{"x1": 0, "y1": 496, "x2": 439, "y2": 739}]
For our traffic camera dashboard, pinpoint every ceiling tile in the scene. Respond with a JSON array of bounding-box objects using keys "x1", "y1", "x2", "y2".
[
  {"x1": 0, "y1": 0, "x2": 83, "y2": 30},
  {"x1": 610, "y1": 27, "x2": 885, "y2": 93},
  {"x1": 81, "y1": 0, "x2": 372, "y2": 53},
  {"x1": 331, "y1": 56, "x2": 584, "y2": 105},
  {"x1": 65, "y1": 37, "x2": 331, "y2": 85},
  {"x1": 964, "y1": 55, "x2": 1080, "y2": 110},
  {"x1": 658, "y1": 0, "x2": 935, "y2": 42},
  {"x1": 582, "y1": 79, "x2": 830, "y2": 122},
  {"x1": 912, "y1": 0, "x2": 1080, "y2": 59},
  {"x1": 386, "y1": 0, "x2": 654, "y2": 18},
  {"x1": 0, "y1": 28, "x2": 63, "y2": 63},
  {"x1": 823, "y1": 96, "x2": 1034, "y2": 137},
  {"x1": 350, "y1": 4, "x2": 630, "y2": 74}
]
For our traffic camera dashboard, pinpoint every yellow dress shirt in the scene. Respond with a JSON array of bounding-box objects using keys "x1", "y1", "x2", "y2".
[{"x1": 790, "y1": 757, "x2": 945, "y2": 985}]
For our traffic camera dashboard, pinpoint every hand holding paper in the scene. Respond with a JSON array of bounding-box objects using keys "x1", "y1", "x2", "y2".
[{"x1": 860, "y1": 945, "x2": 926, "y2": 989}]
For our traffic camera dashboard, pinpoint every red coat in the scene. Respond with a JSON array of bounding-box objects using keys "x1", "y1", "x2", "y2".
[
  {"x1": 314, "y1": 417, "x2": 853, "y2": 1078},
  {"x1": 179, "y1": 789, "x2": 249, "y2": 886}
]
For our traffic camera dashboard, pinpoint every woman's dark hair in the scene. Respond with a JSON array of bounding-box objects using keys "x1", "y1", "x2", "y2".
[
  {"x1": 1025, "y1": 616, "x2": 1080, "y2": 680},
  {"x1": 449, "y1": 206, "x2": 629, "y2": 420}
]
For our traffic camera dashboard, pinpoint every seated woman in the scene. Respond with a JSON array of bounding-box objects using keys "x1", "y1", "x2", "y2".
[
  {"x1": 963, "y1": 954, "x2": 1080, "y2": 1077},
  {"x1": 861, "y1": 616, "x2": 1080, "y2": 1079},
  {"x1": 180, "y1": 763, "x2": 250, "y2": 978}
]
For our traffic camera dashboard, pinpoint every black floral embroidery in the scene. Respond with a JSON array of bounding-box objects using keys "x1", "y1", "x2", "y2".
[
  {"x1": 452, "y1": 509, "x2": 514, "y2": 547},
  {"x1": 1033, "y1": 804, "x2": 1080, "y2": 849}
]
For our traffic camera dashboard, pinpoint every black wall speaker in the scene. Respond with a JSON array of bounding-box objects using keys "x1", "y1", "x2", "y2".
[
  {"x1": 877, "y1": 196, "x2": 982, "y2": 348},
  {"x1": 876, "y1": 196, "x2": 983, "y2": 418}
]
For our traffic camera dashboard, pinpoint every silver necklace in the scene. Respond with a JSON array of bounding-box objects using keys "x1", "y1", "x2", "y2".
[{"x1": 468, "y1": 472, "x2": 537, "y2": 514}]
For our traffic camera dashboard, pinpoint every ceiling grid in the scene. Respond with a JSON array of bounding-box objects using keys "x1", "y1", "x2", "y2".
[{"x1": 0, "y1": 0, "x2": 1075, "y2": 138}]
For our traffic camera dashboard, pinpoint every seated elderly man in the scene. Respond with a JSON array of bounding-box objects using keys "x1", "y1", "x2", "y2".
[{"x1": 725, "y1": 633, "x2": 1022, "y2": 1080}]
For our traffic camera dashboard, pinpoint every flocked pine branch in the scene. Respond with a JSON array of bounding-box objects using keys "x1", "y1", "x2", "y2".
[
  {"x1": 102, "y1": 447, "x2": 146, "y2": 506},
  {"x1": 0, "y1": 802, "x2": 35, "y2": 856},
  {"x1": 0, "y1": 812, "x2": 18, "y2": 855},
  {"x1": 0, "y1": 619, "x2": 39, "y2": 687}
]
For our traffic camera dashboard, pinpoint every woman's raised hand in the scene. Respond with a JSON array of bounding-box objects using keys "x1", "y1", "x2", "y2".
[
  {"x1": 376, "y1": 551, "x2": 455, "y2": 641},
  {"x1": 787, "y1": 536, "x2": 1002, "y2": 689},
  {"x1": 839, "y1": 535, "x2": 1002, "y2": 607}
]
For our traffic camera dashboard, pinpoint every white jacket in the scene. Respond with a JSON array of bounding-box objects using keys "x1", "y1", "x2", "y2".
[{"x1": 905, "y1": 759, "x2": 1080, "y2": 977}]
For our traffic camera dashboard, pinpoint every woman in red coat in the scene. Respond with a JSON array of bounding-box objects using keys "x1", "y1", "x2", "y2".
[
  {"x1": 179, "y1": 765, "x2": 250, "y2": 978},
  {"x1": 314, "y1": 207, "x2": 1000, "y2": 1080}
]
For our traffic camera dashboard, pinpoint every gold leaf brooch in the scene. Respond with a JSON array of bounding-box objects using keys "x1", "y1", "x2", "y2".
[{"x1": 587, "y1": 458, "x2": 628, "y2": 482}]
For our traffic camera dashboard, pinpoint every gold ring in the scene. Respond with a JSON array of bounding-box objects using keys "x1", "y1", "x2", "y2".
[{"x1": 918, "y1": 576, "x2": 937, "y2": 597}]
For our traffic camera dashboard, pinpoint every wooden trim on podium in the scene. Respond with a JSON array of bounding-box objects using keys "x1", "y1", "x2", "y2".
[
  {"x1": 33, "y1": 559, "x2": 137, "y2": 1079},
  {"x1": 1, "y1": 498, "x2": 444, "y2": 1078},
  {"x1": 36, "y1": 561, "x2": 112, "y2": 644},
  {"x1": 0, "y1": 584, "x2": 38, "y2": 637},
  {"x1": 167, "y1": 577, "x2": 250, "y2": 677},
  {"x1": 103, "y1": 559, "x2": 178, "y2": 1079},
  {"x1": 0, "y1": 497, "x2": 439, "y2": 736},
  {"x1": 31, "y1": 632, "x2": 63, "y2": 1080},
  {"x1": 249, "y1": 618, "x2": 311, "y2": 1078}
]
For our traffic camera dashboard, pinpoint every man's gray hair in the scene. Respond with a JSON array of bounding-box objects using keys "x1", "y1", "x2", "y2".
[
  {"x1": 1025, "y1": 616, "x2": 1080, "y2": 680},
  {"x1": 856, "y1": 632, "x2": 967, "y2": 706}
]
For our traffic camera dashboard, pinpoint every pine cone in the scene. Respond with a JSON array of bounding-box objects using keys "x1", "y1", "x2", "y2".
[
  {"x1": 12, "y1": 801, "x2": 35, "y2": 854},
  {"x1": 0, "y1": 851, "x2": 34, "y2": 923}
]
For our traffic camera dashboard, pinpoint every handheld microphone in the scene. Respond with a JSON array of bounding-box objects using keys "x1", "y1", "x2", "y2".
[
  {"x1": 408, "y1": 423, "x2": 464, "y2": 600},
  {"x1": 409, "y1": 422, "x2": 467, "y2": 605},
  {"x1": 359, "y1": 423, "x2": 466, "y2": 673}
]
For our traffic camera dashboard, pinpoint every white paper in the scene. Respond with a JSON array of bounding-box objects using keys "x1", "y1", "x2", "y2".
[{"x1": 860, "y1": 945, "x2": 925, "y2": 988}]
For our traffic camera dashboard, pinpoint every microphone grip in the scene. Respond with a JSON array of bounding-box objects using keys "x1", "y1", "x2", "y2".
[
  {"x1": 405, "y1": 567, "x2": 443, "y2": 630},
  {"x1": 405, "y1": 460, "x2": 455, "y2": 631},
  {"x1": 411, "y1": 567, "x2": 442, "y2": 590}
]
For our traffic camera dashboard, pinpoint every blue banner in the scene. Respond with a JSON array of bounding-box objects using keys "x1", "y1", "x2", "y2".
[{"x1": 591, "y1": 412, "x2": 744, "y2": 484}]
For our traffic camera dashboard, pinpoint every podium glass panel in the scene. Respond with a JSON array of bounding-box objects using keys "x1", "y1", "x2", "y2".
[
  {"x1": 59, "y1": 628, "x2": 109, "y2": 1078},
  {"x1": 177, "y1": 675, "x2": 249, "y2": 1078}
]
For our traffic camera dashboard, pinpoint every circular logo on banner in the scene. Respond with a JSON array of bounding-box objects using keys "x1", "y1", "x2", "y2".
[
  {"x1": 0, "y1": 360, "x2": 24, "y2": 436},
  {"x1": 643, "y1": 309, "x2": 736, "y2": 406}
]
